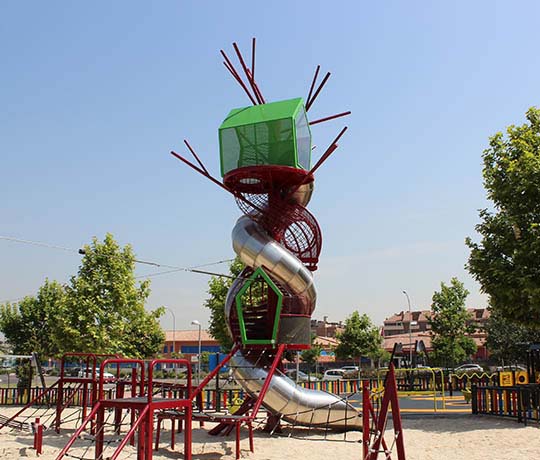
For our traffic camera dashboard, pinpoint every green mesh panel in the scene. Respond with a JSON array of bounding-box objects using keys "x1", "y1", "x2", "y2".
[
  {"x1": 220, "y1": 127, "x2": 241, "y2": 175},
  {"x1": 295, "y1": 109, "x2": 311, "y2": 170}
]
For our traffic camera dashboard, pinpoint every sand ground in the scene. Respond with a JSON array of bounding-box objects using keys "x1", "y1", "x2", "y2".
[{"x1": 1, "y1": 406, "x2": 539, "y2": 460}]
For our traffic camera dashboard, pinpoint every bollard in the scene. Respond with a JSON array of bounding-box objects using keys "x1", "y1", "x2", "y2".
[{"x1": 33, "y1": 417, "x2": 43, "y2": 455}]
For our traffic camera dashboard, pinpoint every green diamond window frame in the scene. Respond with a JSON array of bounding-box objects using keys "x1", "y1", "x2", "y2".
[{"x1": 235, "y1": 266, "x2": 283, "y2": 346}]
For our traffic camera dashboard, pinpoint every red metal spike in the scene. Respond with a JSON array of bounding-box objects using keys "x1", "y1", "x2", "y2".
[
  {"x1": 309, "y1": 111, "x2": 351, "y2": 126},
  {"x1": 306, "y1": 71, "x2": 331, "y2": 112},
  {"x1": 308, "y1": 126, "x2": 348, "y2": 175},
  {"x1": 221, "y1": 51, "x2": 258, "y2": 105},
  {"x1": 170, "y1": 151, "x2": 265, "y2": 214},
  {"x1": 233, "y1": 42, "x2": 264, "y2": 104},
  {"x1": 283, "y1": 126, "x2": 348, "y2": 202},
  {"x1": 251, "y1": 38, "x2": 256, "y2": 81},
  {"x1": 170, "y1": 150, "x2": 228, "y2": 192},
  {"x1": 306, "y1": 65, "x2": 320, "y2": 108},
  {"x1": 246, "y1": 68, "x2": 266, "y2": 104},
  {"x1": 183, "y1": 140, "x2": 209, "y2": 175}
]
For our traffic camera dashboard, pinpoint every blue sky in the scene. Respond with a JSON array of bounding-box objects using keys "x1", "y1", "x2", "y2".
[{"x1": 1, "y1": 1, "x2": 539, "y2": 332}]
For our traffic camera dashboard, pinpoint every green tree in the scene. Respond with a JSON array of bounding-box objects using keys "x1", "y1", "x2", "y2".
[
  {"x1": 58, "y1": 233, "x2": 164, "y2": 358},
  {"x1": 204, "y1": 258, "x2": 244, "y2": 351},
  {"x1": 368, "y1": 347, "x2": 391, "y2": 369},
  {"x1": 0, "y1": 280, "x2": 66, "y2": 393},
  {"x1": 335, "y1": 311, "x2": 383, "y2": 369},
  {"x1": 466, "y1": 107, "x2": 540, "y2": 326},
  {"x1": 0, "y1": 279, "x2": 65, "y2": 357},
  {"x1": 485, "y1": 308, "x2": 540, "y2": 365},
  {"x1": 429, "y1": 278, "x2": 477, "y2": 367},
  {"x1": 300, "y1": 334, "x2": 322, "y2": 377}
]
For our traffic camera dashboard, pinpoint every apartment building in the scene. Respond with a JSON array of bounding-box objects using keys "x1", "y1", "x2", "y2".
[
  {"x1": 310, "y1": 316, "x2": 345, "y2": 338},
  {"x1": 382, "y1": 308, "x2": 490, "y2": 337},
  {"x1": 382, "y1": 308, "x2": 490, "y2": 361}
]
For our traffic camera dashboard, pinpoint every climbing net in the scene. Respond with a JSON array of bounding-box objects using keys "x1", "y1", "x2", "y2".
[{"x1": 0, "y1": 382, "x2": 88, "y2": 433}]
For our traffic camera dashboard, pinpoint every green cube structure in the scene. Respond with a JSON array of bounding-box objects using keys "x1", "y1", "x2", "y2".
[{"x1": 219, "y1": 97, "x2": 312, "y2": 177}]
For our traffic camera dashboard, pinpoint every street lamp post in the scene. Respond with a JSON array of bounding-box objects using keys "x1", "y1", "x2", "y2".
[
  {"x1": 402, "y1": 290, "x2": 414, "y2": 367},
  {"x1": 164, "y1": 307, "x2": 176, "y2": 358},
  {"x1": 163, "y1": 307, "x2": 177, "y2": 378},
  {"x1": 191, "y1": 320, "x2": 202, "y2": 385}
]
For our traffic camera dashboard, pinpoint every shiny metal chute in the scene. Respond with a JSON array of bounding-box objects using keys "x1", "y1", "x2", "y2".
[
  {"x1": 231, "y1": 216, "x2": 317, "y2": 306},
  {"x1": 226, "y1": 205, "x2": 361, "y2": 430},
  {"x1": 229, "y1": 350, "x2": 361, "y2": 429}
]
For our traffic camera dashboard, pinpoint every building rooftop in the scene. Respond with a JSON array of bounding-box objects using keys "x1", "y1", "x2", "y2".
[
  {"x1": 384, "y1": 308, "x2": 490, "y2": 323},
  {"x1": 382, "y1": 331, "x2": 487, "y2": 351},
  {"x1": 164, "y1": 329, "x2": 216, "y2": 342},
  {"x1": 314, "y1": 336, "x2": 339, "y2": 348}
]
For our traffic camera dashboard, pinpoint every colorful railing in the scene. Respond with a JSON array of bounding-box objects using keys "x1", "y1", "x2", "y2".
[
  {"x1": 472, "y1": 384, "x2": 540, "y2": 425},
  {"x1": 449, "y1": 372, "x2": 497, "y2": 391},
  {"x1": 0, "y1": 386, "x2": 116, "y2": 406},
  {"x1": 3, "y1": 374, "x2": 518, "y2": 413}
]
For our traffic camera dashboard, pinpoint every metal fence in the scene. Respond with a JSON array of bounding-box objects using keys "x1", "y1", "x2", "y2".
[{"x1": 0, "y1": 373, "x2": 510, "y2": 413}]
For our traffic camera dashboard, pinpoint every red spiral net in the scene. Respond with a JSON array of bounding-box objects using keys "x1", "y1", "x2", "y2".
[{"x1": 234, "y1": 190, "x2": 322, "y2": 270}]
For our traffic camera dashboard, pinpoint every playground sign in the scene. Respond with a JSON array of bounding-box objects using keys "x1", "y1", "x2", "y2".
[
  {"x1": 515, "y1": 371, "x2": 529, "y2": 385},
  {"x1": 499, "y1": 371, "x2": 513, "y2": 386}
]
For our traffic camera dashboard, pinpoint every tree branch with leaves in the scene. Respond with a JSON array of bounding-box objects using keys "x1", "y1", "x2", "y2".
[
  {"x1": 428, "y1": 278, "x2": 477, "y2": 368},
  {"x1": 335, "y1": 311, "x2": 383, "y2": 370},
  {"x1": 0, "y1": 234, "x2": 165, "y2": 359},
  {"x1": 467, "y1": 107, "x2": 540, "y2": 326}
]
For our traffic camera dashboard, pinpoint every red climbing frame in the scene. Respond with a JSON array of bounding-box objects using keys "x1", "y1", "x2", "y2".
[
  {"x1": 157, "y1": 343, "x2": 286, "y2": 460},
  {"x1": 362, "y1": 363, "x2": 406, "y2": 460},
  {"x1": 0, "y1": 352, "x2": 120, "y2": 434},
  {"x1": 57, "y1": 358, "x2": 194, "y2": 460}
]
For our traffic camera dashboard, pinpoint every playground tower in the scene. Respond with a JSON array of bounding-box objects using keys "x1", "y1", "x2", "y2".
[{"x1": 172, "y1": 39, "x2": 357, "y2": 429}]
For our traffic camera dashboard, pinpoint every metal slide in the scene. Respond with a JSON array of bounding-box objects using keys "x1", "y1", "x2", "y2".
[{"x1": 225, "y1": 184, "x2": 361, "y2": 430}]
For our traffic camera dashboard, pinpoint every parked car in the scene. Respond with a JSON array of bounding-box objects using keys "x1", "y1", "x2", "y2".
[
  {"x1": 340, "y1": 366, "x2": 361, "y2": 378},
  {"x1": 495, "y1": 364, "x2": 526, "y2": 372},
  {"x1": 66, "y1": 366, "x2": 82, "y2": 377},
  {"x1": 415, "y1": 365, "x2": 431, "y2": 374},
  {"x1": 322, "y1": 369, "x2": 346, "y2": 381},
  {"x1": 340, "y1": 365, "x2": 359, "y2": 372},
  {"x1": 78, "y1": 368, "x2": 116, "y2": 381},
  {"x1": 454, "y1": 364, "x2": 483, "y2": 373},
  {"x1": 284, "y1": 369, "x2": 318, "y2": 382}
]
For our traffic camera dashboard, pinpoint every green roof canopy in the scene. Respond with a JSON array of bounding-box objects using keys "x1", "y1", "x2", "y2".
[{"x1": 219, "y1": 97, "x2": 312, "y2": 177}]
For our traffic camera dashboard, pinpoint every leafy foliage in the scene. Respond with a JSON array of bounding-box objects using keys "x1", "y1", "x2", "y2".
[
  {"x1": 467, "y1": 108, "x2": 540, "y2": 326},
  {"x1": 58, "y1": 234, "x2": 164, "y2": 358},
  {"x1": 0, "y1": 279, "x2": 65, "y2": 357},
  {"x1": 0, "y1": 234, "x2": 165, "y2": 359},
  {"x1": 300, "y1": 334, "x2": 322, "y2": 368},
  {"x1": 428, "y1": 278, "x2": 477, "y2": 367},
  {"x1": 335, "y1": 311, "x2": 383, "y2": 364},
  {"x1": 368, "y1": 347, "x2": 391, "y2": 368},
  {"x1": 204, "y1": 258, "x2": 244, "y2": 351},
  {"x1": 485, "y1": 308, "x2": 540, "y2": 364},
  {"x1": 16, "y1": 359, "x2": 33, "y2": 394}
]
